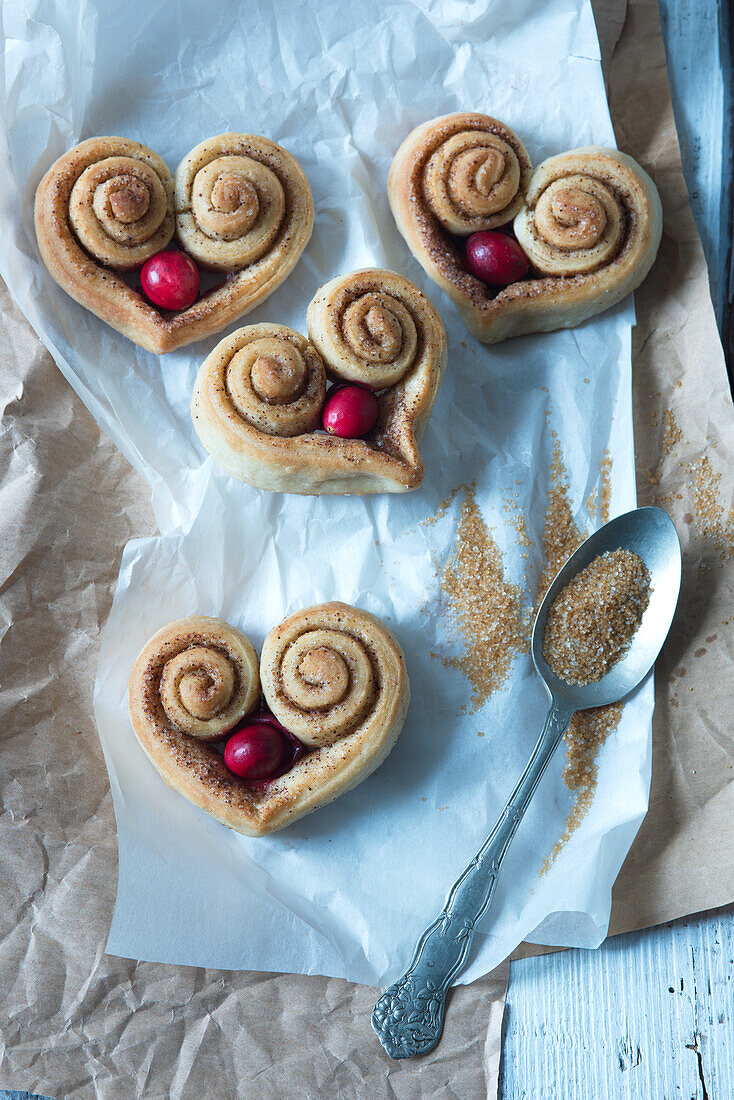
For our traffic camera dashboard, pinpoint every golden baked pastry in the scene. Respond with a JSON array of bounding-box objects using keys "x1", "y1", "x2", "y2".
[
  {"x1": 128, "y1": 604, "x2": 410, "y2": 836},
  {"x1": 191, "y1": 269, "x2": 447, "y2": 495},
  {"x1": 35, "y1": 134, "x2": 313, "y2": 354},
  {"x1": 388, "y1": 113, "x2": 662, "y2": 343}
]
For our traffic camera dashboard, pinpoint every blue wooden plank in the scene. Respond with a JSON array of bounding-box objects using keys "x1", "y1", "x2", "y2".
[
  {"x1": 657, "y1": 0, "x2": 731, "y2": 325},
  {"x1": 0, "y1": 1094, "x2": 53, "y2": 1099},
  {"x1": 502, "y1": 906, "x2": 734, "y2": 1098}
]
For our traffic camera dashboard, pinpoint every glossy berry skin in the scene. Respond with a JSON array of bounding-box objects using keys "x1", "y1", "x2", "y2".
[
  {"x1": 140, "y1": 250, "x2": 200, "y2": 310},
  {"x1": 223, "y1": 712, "x2": 305, "y2": 786},
  {"x1": 322, "y1": 385, "x2": 379, "y2": 438},
  {"x1": 465, "y1": 231, "x2": 529, "y2": 286},
  {"x1": 223, "y1": 723, "x2": 286, "y2": 780}
]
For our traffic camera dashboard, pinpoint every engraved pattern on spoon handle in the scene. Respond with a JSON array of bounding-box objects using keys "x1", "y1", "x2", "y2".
[{"x1": 372, "y1": 698, "x2": 574, "y2": 1059}]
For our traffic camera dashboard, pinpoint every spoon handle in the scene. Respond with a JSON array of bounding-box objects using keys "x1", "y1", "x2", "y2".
[{"x1": 372, "y1": 697, "x2": 574, "y2": 1059}]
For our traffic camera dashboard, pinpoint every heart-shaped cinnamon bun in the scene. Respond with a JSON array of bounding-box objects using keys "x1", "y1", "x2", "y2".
[
  {"x1": 388, "y1": 112, "x2": 662, "y2": 343},
  {"x1": 190, "y1": 269, "x2": 447, "y2": 495},
  {"x1": 128, "y1": 604, "x2": 410, "y2": 836},
  {"x1": 35, "y1": 133, "x2": 313, "y2": 354}
]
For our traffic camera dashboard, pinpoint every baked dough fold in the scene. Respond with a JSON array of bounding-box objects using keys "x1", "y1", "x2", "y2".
[
  {"x1": 191, "y1": 269, "x2": 447, "y2": 495},
  {"x1": 128, "y1": 604, "x2": 410, "y2": 836},
  {"x1": 35, "y1": 133, "x2": 313, "y2": 353},
  {"x1": 388, "y1": 113, "x2": 662, "y2": 343}
]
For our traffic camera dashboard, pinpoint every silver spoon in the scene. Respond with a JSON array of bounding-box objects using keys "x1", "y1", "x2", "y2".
[{"x1": 372, "y1": 505, "x2": 681, "y2": 1059}]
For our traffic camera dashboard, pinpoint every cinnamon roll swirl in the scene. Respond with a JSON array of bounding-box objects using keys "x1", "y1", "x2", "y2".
[
  {"x1": 129, "y1": 616, "x2": 260, "y2": 743},
  {"x1": 192, "y1": 269, "x2": 446, "y2": 495},
  {"x1": 388, "y1": 116, "x2": 662, "y2": 343},
  {"x1": 305, "y1": 273, "x2": 421, "y2": 389},
  {"x1": 174, "y1": 133, "x2": 311, "y2": 273},
  {"x1": 260, "y1": 603, "x2": 405, "y2": 748},
  {"x1": 420, "y1": 121, "x2": 531, "y2": 235},
  {"x1": 35, "y1": 133, "x2": 313, "y2": 354},
  {"x1": 512, "y1": 147, "x2": 662, "y2": 288},
  {"x1": 257, "y1": 602, "x2": 410, "y2": 829},
  {"x1": 128, "y1": 616, "x2": 267, "y2": 836},
  {"x1": 128, "y1": 605, "x2": 410, "y2": 836},
  {"x1": 66, "y1": 142, "x2": 175, "y2": 269},
  {"x1": 193, "y1": 324, "x2": 326, "y2": 445}
]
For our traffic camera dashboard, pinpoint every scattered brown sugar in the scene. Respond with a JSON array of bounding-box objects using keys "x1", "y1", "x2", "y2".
[
  {"x1": 689, "y1": 455, "x2": 734, "y2": 560},
  {"x1": 584, "y1": 485, "x2": 598, "y2": 519},
  {"x1": 503, "y1": 488, "x2": 533, "y2": 548},
  {"x1": 644, "y1": 408, "x2": 682, "y2": 490},
  {"x1": 537, "y1": 432, "x2": 585, "y2": 601},
  {"x1": 537, "y1": 434, "x2": 626, "y2": 869},
  {"x1": 422, "y1": 483, "x2": 465, "y2": 527},
  {"x1": 661, "y1": 408, "x2": 682, "y2": 457},
  {"x1": 434, "y1": 487, "x2": 530, "y2": 712},
  {"x1": 539, "y1": 703, "x2": 623, "y2": 874},
  {"x1": 599, "y1": 449, "x2": 612, "y2": 523},
  {"x1": 582, "y1": 450, "x2": 612, "y2": 522},
  {"x1": 543, "y1": 549, "x2": 651, "y2": 686}
]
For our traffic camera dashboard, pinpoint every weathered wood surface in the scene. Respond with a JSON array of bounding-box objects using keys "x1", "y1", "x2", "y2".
[
  {"x1": 1, "y1": 4, "x2": 730, "y2": 1100},
  {"x1": 502, "y1": 906, "x2": 734, "y2": 1098},
  {"x1": 658, "y1": 0, "x2": 730, "y2": 327}
]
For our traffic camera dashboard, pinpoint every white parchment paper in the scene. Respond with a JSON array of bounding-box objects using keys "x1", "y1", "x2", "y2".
[{"x1": 0, "y1": 0, "x2": 653, "y2": 985}]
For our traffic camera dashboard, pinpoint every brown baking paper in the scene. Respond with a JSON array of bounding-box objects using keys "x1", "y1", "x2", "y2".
[
  {"x1": 606, "y1": 0, "x2": 734, "y2": 933},
  {"x1": 512, "y1": 0, "x2": 734, "y2": 961},
  {"x1": 0, "y1": 272, "x2": 508, "y2": 1098},
  {"x1": 0, "y1": 1, "x2": 731, "y2": 1099}
]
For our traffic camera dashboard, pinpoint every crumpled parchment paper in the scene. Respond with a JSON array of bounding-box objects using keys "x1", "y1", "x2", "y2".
[
  {"x1": 1, "y1": 0, "x2": 733, "y2": 1095},
  {"x1": 0, "y1": 0, "x2": 656, "y2": 985}
]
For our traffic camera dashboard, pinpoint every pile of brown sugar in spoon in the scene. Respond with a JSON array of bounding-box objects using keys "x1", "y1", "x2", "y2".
[{"x1": 543, "y1": 548, "x2": 652, "y2": 685}]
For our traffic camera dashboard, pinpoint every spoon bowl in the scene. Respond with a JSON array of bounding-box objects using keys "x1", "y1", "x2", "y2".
[{"x1": 532, "y1": 506, "x2": 682, "y2": 710}]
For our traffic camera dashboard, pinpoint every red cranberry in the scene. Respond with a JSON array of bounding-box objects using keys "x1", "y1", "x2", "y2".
[
  {"x1": 465, "y1": 231, "x2": 529, "y2": 286},
  {"x1": 224, "y1": 723, "x2": 286, "y2": 780},
  {"x1": 224, "y1": 712, "x2": 305, "y2": 786},
  {"x1": 140, "y1": 250, "x2": 200, "y2": 310},
  {"x1": 322, "y1": 385, "x2": 379, "y2": 438}
]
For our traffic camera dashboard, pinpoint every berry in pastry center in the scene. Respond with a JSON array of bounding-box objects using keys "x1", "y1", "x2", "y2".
[
  {"x1": 465, "y1": 230, "x2": 529, "y2": 286},
  {"x1": 322, "y1": 384, "x2": 379, "y2": 438},
  {"x1": 141, "y1": 250, "x2": 200, "y2": 310},
  {"x1": 222, "y1": 711, "x2": 307, "y2": 785},
  {"x1": 224, "y1": 722, "x2": 287, "y2": 779}
]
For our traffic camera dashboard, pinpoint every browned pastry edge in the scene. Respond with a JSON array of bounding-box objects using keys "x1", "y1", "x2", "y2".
[
  {"x1": 34, "y1": 134, "x2": 313, "y2": 354},
  {"x1": 128, "y1": 605, "x2": 410, "y2": 836},
  {"x1": 388, "y1": 114, "x2": 663, "y2": 343},
  {"x1": 191, "y1": 270, "x2": 447, "y2": 495}
]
